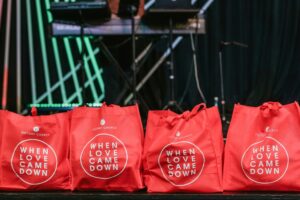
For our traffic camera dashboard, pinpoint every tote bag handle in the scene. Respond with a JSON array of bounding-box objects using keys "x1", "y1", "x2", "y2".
[
  {"x1": 165, "y1": 103, "x2": 206, "y2": 126},
  {"x1": 260, "y1": 102, "x2": 282, "y2": 118},
  {"x1": 31, "y1": 107, "x2": 38, "y2": 116}
]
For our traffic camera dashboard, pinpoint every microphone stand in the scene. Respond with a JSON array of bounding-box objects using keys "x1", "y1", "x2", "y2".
[{"x1": 219, "y1": 41, "x2": 248, "y2": 123}]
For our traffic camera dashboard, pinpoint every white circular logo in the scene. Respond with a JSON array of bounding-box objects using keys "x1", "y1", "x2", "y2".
[
  {"x1": 80, "y1": 133, "x2": 128, "y2": 180},
  {"x1": 100, "y1": 119, "x2": 106, "y2": 126},
  {"x1": 11, "y1": 139, "x2": 58, "y2": 185},
  {"x1": 241, "y1": 137, "x2": 289, "y2": 184},
  {"x1": 33, "y1": 126, "x2": 40, "y2": 133},
  {"x1": 158, "y1": 141, "x2": 205, "y2": 187}
]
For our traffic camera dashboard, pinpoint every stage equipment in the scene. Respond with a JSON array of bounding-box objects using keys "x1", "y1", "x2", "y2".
[
  {"x1": 143, "y1": 0, "x2": 200, "y2": 22},
  {"x1": 50, "y1": 0, "x2": 111, "y2": 105},
  {"x1": 118, "y1": 0, "x2": 141, "y2": 103},
  {"x1": 50, "y1": 0, "x2": 111, "y2": 23},
  {"x1": 144, "y1": 0, "x2": 203, "y2": 111},
  {"x1": 151, "y1": 0, "x2": 199, "y2": 9},
  {"x1": 118, "y1": 0, "x2": 140, "y2": 18},
  {"x1": 218, "y1": 41, "x2": 248, "y2": 123},
  {"x1": 187, "y1": 0, "x2": 215, "y2": 105},
  {"x1": 50, "y1": 1, "x2": 208, "y2": 111},
  {"x1": 51, "y1": 18, "x2": 204, "y2": 36},
  {"x1": 51, "y1": 18, "x2": 205, "y2": 108}
]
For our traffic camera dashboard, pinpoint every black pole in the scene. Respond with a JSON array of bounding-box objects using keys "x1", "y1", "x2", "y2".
[
  {"x1": 131, "y1": 6, "x2": 137, "y2": 104},
  {"x1": 218, "y1": 41, "x2": 248, "y2": 122},
  {"x1": 163, "y1": 17, "x2": 182, "y2": 112},
  {"x1": 169, "y1": 17, "x2": 175, "y2": 102},
  {"x1": 218, "y1": 50, "x2": 226, "y2": 122}
]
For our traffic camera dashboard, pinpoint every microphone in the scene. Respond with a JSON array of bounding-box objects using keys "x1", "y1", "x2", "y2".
[
  {"x1": 220, "y1": 41, "x2": 232, "y2": 46},
  {"x1": 220, "y1": 41, "x2": 248, "y2": 51},
  {"x1": 232, "y1": 41, "x2": 248, "y2": 48}
]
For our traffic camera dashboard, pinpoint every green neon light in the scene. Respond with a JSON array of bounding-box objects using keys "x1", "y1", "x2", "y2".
[
  {"x1": 26, "y1": 0, "x2": 37, "y2": 102},
  {"x1": 45, "y1": 0, "x2": 67, "y2": 102},
  {"x1": 70, "y1": 0, "x2": 103, "y2": 102},
  {"x1": 70, "y1": 0, "x2": 104, "y2": 102},
  {"x1": 52, "y1": 39, "x2": 68, "y2": 102},
  {"x1": 35, "y1": 0, "x2": 53, "y2": 103},
  {"x1": 33, "y1": 48, "x2": 100, "y2": 105},
  {"x1": 64, "y1": 38, "x2": 83, "y2": 103},
  {"x1": 67, "y1": 69, "x2": 103, "y2": 103},
  {"x1": 84, "y1": 38, "x2": 106, "y2": 98},
  {"x1": 29, "y1": 103, "x2": 103, "y2": 108},
  {"x1": 27, "y1": 0, "x2": 105, "y2": 107},
  {"x1": 61, "y1": 0, "x2": 82, "y2": 104},
  {"x1": 44, "y1": 0, "x2": 53, "y2": 22},
  {"x1": 76, "y1": 38, "x2": 99, "y2": 102}
]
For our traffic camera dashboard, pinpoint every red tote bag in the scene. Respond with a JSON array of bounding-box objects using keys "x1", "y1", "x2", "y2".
[
  {"x1": 0, "y1": 110, "x2": 71, "y2": 191},
  {"x1": 0, "y1": 110, "x2": 4, "y2": 184},
  {"x1": 143, "y1": 104, "x2": 224, "y2": 193},
  {"x1": 223, "y1": 102, "x2": 300, "y2": 191},
  {"x1": 70, "y1": 104, "x2": 144, "y2": 191}
]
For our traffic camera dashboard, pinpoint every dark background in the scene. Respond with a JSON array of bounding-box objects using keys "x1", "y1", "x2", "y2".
[{"x1": 0, "y1": 0, "x2": 300, "y2": 128}]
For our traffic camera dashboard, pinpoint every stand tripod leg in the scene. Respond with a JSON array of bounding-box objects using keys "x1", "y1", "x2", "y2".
[
  {"x1": 98, "y1": 40, "x2": 149, "y2": 110},
  {"x1": 115, "y1": 41, "x2": 155, "y2": 104},
  {"x1": 124, "y1": 37, "x2": 183, "y2": 105}
]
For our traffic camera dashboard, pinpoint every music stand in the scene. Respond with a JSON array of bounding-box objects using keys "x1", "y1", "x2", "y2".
[{"x1": 50, "y1": 1, "x2": 111, "y2": 104}]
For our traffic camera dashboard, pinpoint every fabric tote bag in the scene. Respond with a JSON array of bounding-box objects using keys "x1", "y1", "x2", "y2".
[
  {"x1": 0, "y1": 109, "x2": 71, "y2": 191},
  {"x1": 143, "y1": 104, "x2": 224, "y2": 192},
  {"x1": 223, "y1": 102, "x2": 300, "y2": 191},
  {"x1": 70, "y1": 104, "x2": 144, "y2": 191}
]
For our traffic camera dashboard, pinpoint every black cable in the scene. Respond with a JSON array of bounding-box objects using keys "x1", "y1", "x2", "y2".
[
  {"x1": 192, "y1": 15, "x2": 207, "y2": 103},
  {"x1": 179, "y1": 57, "x2": 194, "y2": 105}
]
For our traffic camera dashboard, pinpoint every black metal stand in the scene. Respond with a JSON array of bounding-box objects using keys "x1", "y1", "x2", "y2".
[
  {"x1": 163, "y1": 17, "x2": 182, "y2": 112},
  {"x1": 131, "y1": 7, "x2": 137, "y2": 104},
  {"x1": 115, "y1": 41, "x2": 156, "y2": 104},
  {"x1": 218, "y1": 41, "x2": 248, "y2": 123},
  {"x1": 218, "y1": 48, "x2": 226, "y2": 122},
  {"x1": 97, "y1": 39, "x2": 149, "y2": 111}
]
